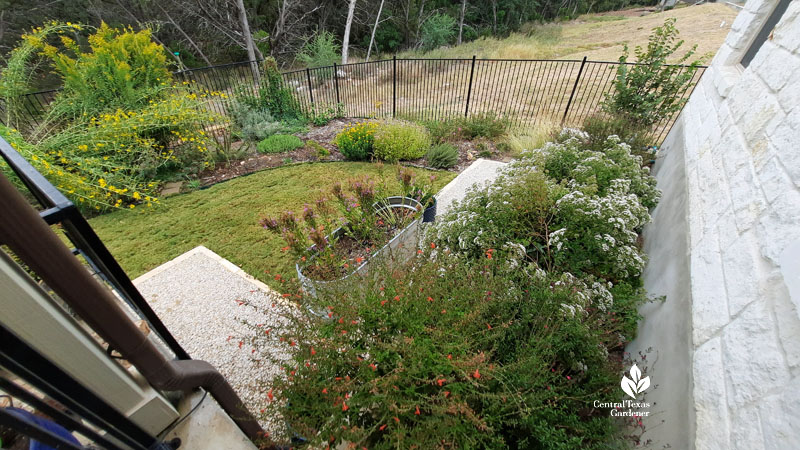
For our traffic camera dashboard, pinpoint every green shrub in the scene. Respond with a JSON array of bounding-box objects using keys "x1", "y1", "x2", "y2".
[
  {"x1": 306, "y1": 140, "x2": 330, "y2": 159},
  {"x1": 334, "y1": 121, "x2": 377, "y2": 160},
  {"x1": 581, "y1": 114, "x2": 654, "y2": 159},
  {"x1": 602, "y1": 18, "x2": 707, "y2": 127},
  {"x1": 229, "y1": 100, "x2": 287, "y2": 142},
  {"x1": 0, "y1": 22, "x2": 219, "y2": 211},
  {"x1": 461, "y1": 112, "x2": 509, "y2": 139},
  {"x1": 297, "y1": 31, "x2": 340, "y2": 68},
  {"x1": 420, "y1": 13, "x2": 457, "y2": 51},
  {"x1": 259, "y1": 246, "x2": 637, "y2": 449},
  {"x1": 549, "y1": 129, "x2": 660, "y2": 209},
  {"x1": 253, "y1": 58, "x2": 306, "y2": 123},
  {"x1": 373, "y1": 121, "x2": 431, "y2": 162},
  {"x1": 257, "y1": 134, "x2": 303, "y2": 153},
  {"x1": 425, "y1": 143, "x2": 459, "y2": 168},
  {"x1": 420, "y1": 118, "x2": 461, "y2": 143}
]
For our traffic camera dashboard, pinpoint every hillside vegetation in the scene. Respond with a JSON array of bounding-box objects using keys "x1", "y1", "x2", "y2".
[{"x1": 397, "y1": 3, "x2": 737, "y2": 62}]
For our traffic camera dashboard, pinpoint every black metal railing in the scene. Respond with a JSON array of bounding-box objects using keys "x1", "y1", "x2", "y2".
[
  {"x1": 0, "y1": 136, "x2": 190, "y2": 361},
  {"x1": 2, "y1": 56, "x2": 706, "y2": 145},
  {"x1": 0, "y1": 324, "x2": 180, "y2": 450}
]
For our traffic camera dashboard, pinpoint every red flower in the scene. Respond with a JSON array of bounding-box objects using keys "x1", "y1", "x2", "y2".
[
  {"x1": 322, "y1": 388, "x2": 328, "y2": 394},
  {"x1": 289, "y1": 341, "x2": 296, "y2": 347},
  {"x1": 379, "y1": 424, "x2": 387, "y2": 431},
  {"x1": 441, "y1": 309, "x2": 446, "y2": 314},
  {"x1": 393, "y1": 295, "x2": 400, "y2": 301},
  {"x1": 267, "y1": 389, "x2": 274, "y2": 401},
  {"x1": 415, "y1": 405, "x2": 420, "y2": 415},
  {"x1": 370, "y1": 363, "x2": 377, "y2": 371},
  {"x1": 427, "y1": 296, "x2": 433, "y2": 302},
  {"x1": 437, "y1": 379, "x2": 446, "y2": 386},
  {"x1": 444, "y1": 391, "x2": 450, "y2": 397},
  {"x1": 430, "y1": 242, "x2": 436, "y2": 249},
  {"x1": 238, "y1": 341, "x2": 243, "y2": 349},
  {"x1": 473, "y1": 368, "x2": 481, "y2": 379},
  {"x1": 381, "y1": 300, "x2": 387, "y2": 306},
  {"x1": 342, "y1": 403, "x2": 349, "y2": 411},
  {"x1": 447, "y1": 354, "x2": 452, "y2": 360},
  {"x1": 355, "y1": 256, "x2": 364, "y2": 263},
  {"x1": 311, "y1": 347, "x2": 316, "y2": 355},
  {"x1": 417, "y1": 249, "x2": 423, "y2": 254},
  {"x1": 486, "y1": 323, "x2": 492, "y2": 330},
  {"x1": 265, "y1": 329, "x2": 270, "y2": 335},
  {"x1": 393, "y1": 417, "x2": 400, "y2": 423}
]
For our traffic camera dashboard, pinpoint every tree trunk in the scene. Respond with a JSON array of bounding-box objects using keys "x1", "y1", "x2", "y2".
[
  {"x1": 457, "y1": 0, "x2": 466, "y2": 45},
  {"x1": 341, "y1": 0, "x2": 357, "y2": 64},
  {"x1": 366, "y1": 0, "x2": 385, "y2": 61},
  {"x1": 235, "y1": 0, "x2": 257, "y2": 63},
  {"x1": 491, "y1": 0, "x2": 497, "y2": 34}
]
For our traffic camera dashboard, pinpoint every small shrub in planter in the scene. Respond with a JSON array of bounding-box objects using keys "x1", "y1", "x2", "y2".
[
  {"x1": 425, "y1": 143, "x2": 458, "y2": 168},
  {"x1": 334, "y1": 121, "x2": 377, "y2": 160},
  {"x1": 257, "y1": 134, "x2": 304, "y2": 153},
  {"x1": 373, "y1": 121, "x2": 431, "y2": 162}
]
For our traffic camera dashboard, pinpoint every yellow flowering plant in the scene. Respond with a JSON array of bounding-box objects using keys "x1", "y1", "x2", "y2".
[
  {"x1": 0, "y1": 21, "x2": 224, "y2": 212},
  {"x1": 333, "y1": 121, "x2": 378, "y2": 160}
]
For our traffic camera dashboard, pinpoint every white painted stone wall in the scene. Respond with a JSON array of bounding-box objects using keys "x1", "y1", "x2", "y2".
[{"x1": 643, "y1": 1, "x2": 800, "y2": 448}]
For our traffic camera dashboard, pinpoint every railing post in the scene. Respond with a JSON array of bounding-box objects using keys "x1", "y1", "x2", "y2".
[
  {"x1": 333, "y1": 63, "x2": 341, "y2": 104},
  {"x1": 465, "y1": 55, "x2": 476, "y2": 118},
  {"x1": 562, "y1": 56, "x2": 587, "y2": 125},
  {"x1": 392, "y1": 55, "x2": 397, "y2": 119},
  {"x1": 305, "y1": 67, "x2": 314, "y2": 107}
]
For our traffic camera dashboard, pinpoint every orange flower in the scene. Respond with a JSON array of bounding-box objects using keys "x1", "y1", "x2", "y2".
[
  {"x1": 414, "y1": 405, "x2": 420, "y2": 415},
  {"x1": 379, "y1": 424, "x2": 387, "y2": 431},
  {"x1": 355, "y1": 256, "x2": 364, "y2": 263},
  {"x1": 444, "y1": 391, "x2": 450, "y2": 397},
  {"x1": 473, "y1": 368, "x2": 481, "y2": 379},
  {"x1": 437, "y1": 379, "x2": 446, "y2": 386},
  {"x1": 427, "y1": 296, "x2": 433, "y2": 302},
  {"x1": 311, "y1": 347, "x2": 316, "y2": 355},
  {"x1": 322, "y1": 388, "x2": 328, "y2": 394},
  {"x1": 267, "y1": 389, "x2": 274, "y2": 401},
  {"x1": 430, "y1": 242, "x2": 436, "y2": 249},
  {"x1": 342, "y1": 403, "x2": 349, "y2": 411}
]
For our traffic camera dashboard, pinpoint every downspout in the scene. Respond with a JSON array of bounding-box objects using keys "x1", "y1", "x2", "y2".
[{"x1": 0, "y1": 172, "x2": 274, "y2": 449}]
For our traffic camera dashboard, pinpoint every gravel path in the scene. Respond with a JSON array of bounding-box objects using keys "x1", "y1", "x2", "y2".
[
  {"x1": 133, "y1": 246, "x2": 291, "y2": 434},
  {"x1": 435, "y1": 158, "x2": 507, "y2": 214}
]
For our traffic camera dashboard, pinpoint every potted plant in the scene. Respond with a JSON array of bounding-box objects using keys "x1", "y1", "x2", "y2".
[
  {"x1": 260, "y1": 175, "x2": 424, "y2": 303},
  {"x1": 396, "y1": 167, "x2": 438, "y2": 223}
]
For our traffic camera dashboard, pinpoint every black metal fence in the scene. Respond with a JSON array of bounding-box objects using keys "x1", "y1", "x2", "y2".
[{"x1": 3, "y1": 57, "x2": 706, "y2": 145}]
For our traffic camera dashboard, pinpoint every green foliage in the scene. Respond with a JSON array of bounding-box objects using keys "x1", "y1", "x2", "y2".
[
  {"x1": 306, "y1": 140, "x2": 330, "y2": 159},
  {"x1": 421, "y1": 113, "x2": 509, "y2": 144},
  {"x1": 297, "y1": 30, "x2": 340, "y2": 68},
  {"x1": 581, "y1": 114, "x2": 655, "y2": 159},
  {"x1": 334, "y1": 121, "x2": 377, "y2": 161},
  {"x1": 229, "y1": 100, "x2": 287, "y2": 142},
  {"x1": 425, "y1": 143, "x2": 459, "y2": 168},
  {"x1": 603, "y1": 18, "x2": 706, "y2": 126},
  {"x1": 548, "y1": 129, "x2": 660, "y2": 209},
  {"x1": 461, "y1": 112, "x2": 509, "y2": 139},
  {"x1": 43, "y1": 22, "x2": 173, "y2": 119},
  {"x1": 257, "y1": 134, "x2": 303, "y2": 154},
  {"x1": 261, "y1": 256, "x2": 632, "y2": 449},
  {"x1": 373, "y1": 121, "x2": 432, "y2": 162},
  {"x1": 420, "y1": 13, "x2": 456, "y2": 51},
  {"x1": 256, "y1": 57, "x2": 306, "y2": 123},
  {"x1": 309, "y1": 103, "x2": 344, "y2": 126},
  {"x1": 0, "y1": 22, "x2": 219, "y2": 212}
]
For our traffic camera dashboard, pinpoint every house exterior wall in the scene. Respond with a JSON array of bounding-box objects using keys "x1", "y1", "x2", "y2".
[{"x1": 636, "y1": 0, "x2": 800, "y2": 448}]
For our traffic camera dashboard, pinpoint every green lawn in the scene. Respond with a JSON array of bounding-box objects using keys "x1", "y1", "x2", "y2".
[{"x1": 89, "y1": 162, "x2": 455, "y2": 289}]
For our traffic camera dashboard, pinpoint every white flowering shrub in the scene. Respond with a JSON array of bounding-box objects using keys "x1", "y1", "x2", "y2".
[
  {"x1": 552, "y1": 178, "x2": 650, "y2": 281},
  {"x1": 545, "y1": 131, "x2": 659, "y2": 209}
]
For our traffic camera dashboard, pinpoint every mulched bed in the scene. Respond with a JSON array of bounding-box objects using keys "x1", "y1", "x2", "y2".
[{"x1": 193, "y1": 118, "x2": 513, "y2": 189}]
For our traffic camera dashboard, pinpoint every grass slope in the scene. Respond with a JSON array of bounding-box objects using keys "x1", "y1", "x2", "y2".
[
  {"x1": 397, "y1": 3, "x2": 737, "y2": 62},
  {"x1": 89, "y1": 162, "x2": 454, "y2": 289}
]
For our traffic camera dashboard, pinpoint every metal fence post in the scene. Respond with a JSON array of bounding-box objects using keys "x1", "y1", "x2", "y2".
[
  {"x1": 392, "y1": 55, "x2": 397, "y2": 119},
  {"x1": 333, "y1": 63, "x2": 341, "y2": 104},
  {"x1": 464, "y1": 55, "x2": 476, "y2": 118},
  {"x1": 305, "y1": 67, "x2": 314, "y2": 106},
  {"x1": 562, "y1": 56, "x2": 587, "y2": 125}
]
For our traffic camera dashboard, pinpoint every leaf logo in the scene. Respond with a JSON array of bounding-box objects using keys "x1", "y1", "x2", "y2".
[{"x1": 621, "y1": 364, "x2": 650, "y2": 399}]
